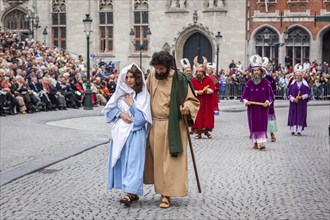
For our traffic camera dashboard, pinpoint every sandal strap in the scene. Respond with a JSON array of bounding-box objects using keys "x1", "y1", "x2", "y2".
[
  {"x1": 205, "y1": 132, "x2": 212, "y2": 139},
  {"x1": 159, "y1": 196, "x2": 170, "y2": 208},
  {"x1": 122, "y1": 193, "x2": 138, "y2": 202}
]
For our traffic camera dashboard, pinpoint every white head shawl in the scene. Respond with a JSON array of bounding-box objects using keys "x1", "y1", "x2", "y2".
[
  {"x1": 101, "y1": 63, "x2": 152, "y2": 167},
  {"x1": 291, "y1": 63, "x2": 309, "y2": 87}
]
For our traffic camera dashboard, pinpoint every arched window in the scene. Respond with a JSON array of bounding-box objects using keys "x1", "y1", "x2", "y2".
[
  {"x1": 52, "y1": 0, "x2": 66, "y2": 49},
  {"x1": 285, "y1": 27, "x2": 310, "y2": 67},
  {"x1": 254, "y1": 27, "x2": 279, "y2": 65},
  {"x1": 99, "y1": 0, "x2": 114, "y2": 52},
  {"x1": 4, "y1": 9, "x2": 29, "y2": 30}
]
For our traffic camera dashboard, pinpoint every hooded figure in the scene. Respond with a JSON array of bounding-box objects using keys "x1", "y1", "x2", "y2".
[{"x1": 101, "y1": 63, "x2": 152, "y2": 206}]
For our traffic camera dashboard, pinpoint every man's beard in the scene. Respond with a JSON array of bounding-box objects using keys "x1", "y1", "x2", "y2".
[
  {"x1": 251, "y1": 74, "x2": 262, "y2": 85},
  {"x1": 155, "y1": 68, "x2": 170, "y2": 80},
  {"x1": 196, "y1": 75, "x2": 204, "y2": 81}
]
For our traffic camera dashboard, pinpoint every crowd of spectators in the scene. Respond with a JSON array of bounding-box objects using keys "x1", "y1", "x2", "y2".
[
  {"x1": 1, "y1": 32, "x2": 329, "y2": 117},
  {"x1": 0, "y1": 32, "x2": 118, "y2": 116},
  {"x1": 218, "y1": 59, "x2": 330, "y2": 100}
]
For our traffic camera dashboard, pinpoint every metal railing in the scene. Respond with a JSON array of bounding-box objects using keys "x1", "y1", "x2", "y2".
[{"x1": 218, "y1": 83, "x2": 330, "y2": 100}]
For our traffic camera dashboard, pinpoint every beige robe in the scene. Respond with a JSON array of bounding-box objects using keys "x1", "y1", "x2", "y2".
[{"x1": 144, "y1": 69, "x2": 200, "y2": 197}]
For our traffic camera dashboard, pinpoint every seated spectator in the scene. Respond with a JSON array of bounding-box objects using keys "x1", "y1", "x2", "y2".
[
  {"x1": 75, "y1": 76, "x2": 86, "y2": 105},
  {"x1": 0, "y1": 75, "x2": 19, "y2": 115},
  {"x1": 91, "y1": 78, "x2": 107, "y2": 106},
  {"x1": 56, "y1": 76, "x2": 79, "y2": 109},
  {"x1": 44, "y1": 77, "x2": 66, "y2": 110}
]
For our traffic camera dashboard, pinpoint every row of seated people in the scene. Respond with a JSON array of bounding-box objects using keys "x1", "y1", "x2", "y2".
[{"x1": 0, "y1": 73, "x2": 116, "y2": 116}]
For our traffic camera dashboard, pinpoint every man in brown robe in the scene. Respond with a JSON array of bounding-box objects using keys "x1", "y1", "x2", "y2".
[{"x1": 144, "y1": 51, "x2": 200, "y2": 208}]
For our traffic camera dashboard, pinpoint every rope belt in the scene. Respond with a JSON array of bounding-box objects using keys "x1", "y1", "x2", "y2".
[{"x1": 152, "y1": 117, "x2": 168, "y2": 121}]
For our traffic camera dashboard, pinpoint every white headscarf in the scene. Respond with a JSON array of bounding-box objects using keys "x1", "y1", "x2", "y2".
[
  {"x1": 101, "y1": 63, "x2": 152, "y2": 167},
  {"x1": 291, "y1": 63, "x2": 309, "y2": 87}
]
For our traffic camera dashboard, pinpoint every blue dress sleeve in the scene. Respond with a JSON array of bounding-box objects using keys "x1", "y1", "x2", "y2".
[
  {"x1": 129, "y1": 104, "x2": 147, "y2": 131},
  {"x1": 105, "y1": 107, "x2": 121, "y2": 123}
]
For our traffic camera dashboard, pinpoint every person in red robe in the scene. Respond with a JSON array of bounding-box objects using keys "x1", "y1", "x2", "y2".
[
  {"x1": 206, "y1": 62, "x2": 220, "y2": 115},
  {"x1": 191, "y1": 56, "x2": 215, "y2": 139}
]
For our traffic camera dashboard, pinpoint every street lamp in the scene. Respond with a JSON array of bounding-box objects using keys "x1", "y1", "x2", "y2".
[
  {"x1": 129, "y1": 27, "x2": 152, "y2": 69},
  {"x1": 42, "y1": 27, "x2": 48, "y2": 45},
  {"x1": 83, "y1": 14, "x2": 93, "y2": 110},
  {"x1": 24, "y1": 6, "x2": 40, "y2": 39},
  {"x1": 215, "y1": 31, "x2": 223, "y2": 76}
]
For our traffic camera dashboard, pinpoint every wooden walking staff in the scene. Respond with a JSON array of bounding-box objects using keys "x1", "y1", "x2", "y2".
[
  {"x1": 171, "y1": 55, "x2": 202, "y2": 193},
  {"x1": 248, "y1": 101, "x2": 265, "y2": 106},
  {"x1": 294, "y1": 91, "x2": 301, "y2": 103}
]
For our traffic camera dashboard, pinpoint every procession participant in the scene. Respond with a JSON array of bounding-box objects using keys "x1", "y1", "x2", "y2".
[
  {"x1": 287, "y1": 63, "x2": 311, "y2": 136},
  {"x1": 240, "y1": 55, "x2": 274, "y2": 150},
  {"x1": 263, "y1": 58, "x2": 278, "y2": 142},
  {"x1": 191, "y1": 56, "x2": 215, "y2": 139},
  {"x1": 144, "y1": 51, "x2": 200, "y2": 208},
  {"x1": 101, "y1": 63, "x2": 152, "y2": 207},
  {"x1": 180, "y1": 58, "x2": 193, "y2": 80},
  {"x1": 206, "y1": 62, "x2": 220, "y2": 115}
]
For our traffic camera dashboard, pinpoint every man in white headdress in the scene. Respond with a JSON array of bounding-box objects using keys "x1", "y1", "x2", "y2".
[
  {"x1": 191, "y1": 56, "x2": 215, "y2": 139},
  {"x1": 180, "y1": 58, "x2": 193, "y2": 80},
  {"x1": 240, "y1": 55, "x2": 274, "y2": 150},
  {"x1": 287, "y1": 63, "x2": 311, "y2": 136},
  {"x1": 206, "y1": 62, "x2": 220, "y2": 115}
]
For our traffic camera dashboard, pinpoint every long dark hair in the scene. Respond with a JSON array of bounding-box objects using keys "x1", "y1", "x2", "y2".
[{"x1": 128, "y1": 64, "x2": 143, "y2": 94}]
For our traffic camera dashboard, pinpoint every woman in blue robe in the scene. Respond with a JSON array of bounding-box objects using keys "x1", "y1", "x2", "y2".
[{"x1": 101, "y1": 63, "x2": 152, "y2": 207}]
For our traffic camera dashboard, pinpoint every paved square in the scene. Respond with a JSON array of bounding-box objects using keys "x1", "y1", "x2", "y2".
[{"x1": 0, "y1": 102, "x2": 329, "y2": 219}]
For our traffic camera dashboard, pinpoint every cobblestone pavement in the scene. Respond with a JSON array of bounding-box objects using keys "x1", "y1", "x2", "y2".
[
  {"x1": 0, "y1": 107, "x2": 108, "y2": 172},
  {"x1": 0, "y1": 102, "x2": 329, "y2": 219}
]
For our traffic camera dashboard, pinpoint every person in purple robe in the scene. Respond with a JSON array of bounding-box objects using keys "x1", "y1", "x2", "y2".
[
  {"x1": 241, "y1": 55, "x2": 274, "y2": 150},
  {"x1": 264, "y1": 71, "x2": 277, "y2": 142},
  {"x1": 287, "y1": 63, "x2": 311, "y2": 136}
]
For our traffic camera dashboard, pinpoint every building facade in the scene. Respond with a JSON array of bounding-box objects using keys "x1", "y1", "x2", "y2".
[
  {"x1": 0, "y1": 0, "x2": 247, "y2": 71},
  {"x1": 0, "y1": 0, "x2": 329, "y2": 71},
  {"x1": 247, "y1": 0, "x2": 330, "y2": 68}
]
